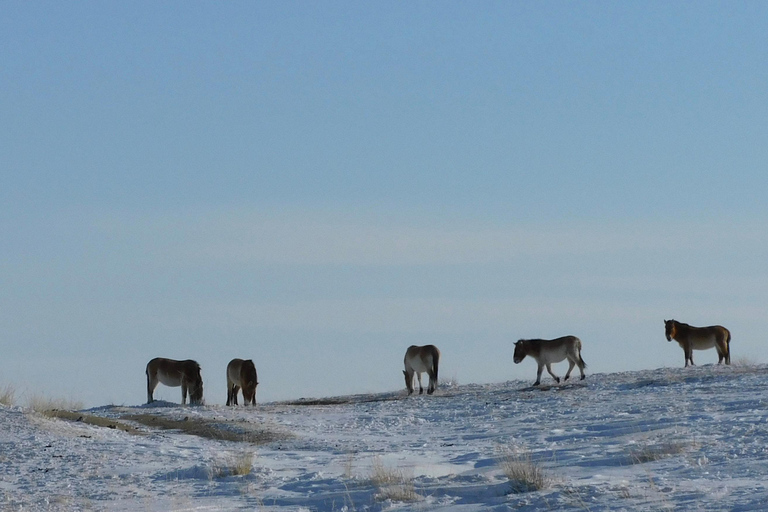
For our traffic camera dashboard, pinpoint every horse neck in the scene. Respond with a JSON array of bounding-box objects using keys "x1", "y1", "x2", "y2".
[
  {"x1": 674, "y1": 321, "x2": 692, "y2": 336},
  {"x1": 525, "y1": 342, "x2": 541, "y2": 357}
]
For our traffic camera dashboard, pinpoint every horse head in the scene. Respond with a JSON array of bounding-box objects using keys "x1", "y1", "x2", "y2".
[
  {"x1": 189, "y1": 365, "x2": 204, "y2": 404},
  {"x1": 241, "y1": 360, "x2": 259, "y2": 404},
  {"x1": 402, "y1": 369, "x2": 414, "y2": 395},
  {"x1": 664, "y1": 319, "x2": 676, "y2": 342},
  {"x1": 513, "y1": 340, "x2": 527, "y2": 364}
]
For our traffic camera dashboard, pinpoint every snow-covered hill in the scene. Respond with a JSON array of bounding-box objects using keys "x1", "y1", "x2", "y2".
[{"x1": 3, "y1": 364, "x2": 768, "y2": 511}]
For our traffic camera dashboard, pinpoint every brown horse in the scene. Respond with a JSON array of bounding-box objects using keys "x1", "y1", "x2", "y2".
[
  {"x1": 664, "y1": 319, "x2": 731, "y2": 367},
  {"x1": 403, "y1": 345, "x2": 440, "y2": 395},
  {"x1": 146, "y1": 358, "x2": 204, "y2": 405},
  {"x1": 513, "y1": 336, "x2": 586, "y2": 386},
  {"x1": 226, "y1": 358, "x2": 259, "y2": 406}
]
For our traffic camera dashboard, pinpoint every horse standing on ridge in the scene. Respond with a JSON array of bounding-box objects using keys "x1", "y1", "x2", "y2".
[
  {"x1": 226, "y1": 358, "x2": 259, "y2": 406},
  {"x1": 664, "y1": 319, "x2": 731, "y2": 367},
  {"x1": 513, "y1": 336, "x2": 586, "y2": 386},
  {"x1": 403, "y1": 345, "x2": 440, "y2": 395},
  {"x1": 146, "y1": 358, "x2": 204, "y2": 405}
]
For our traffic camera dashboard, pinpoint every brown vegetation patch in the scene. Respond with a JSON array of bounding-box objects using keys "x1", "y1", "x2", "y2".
[
  {"x1": 125, "y1": 413, "x2": 293, "y2": 444},
  {"x1": 280, "y1": 394, "x2": 402, "y2": 406},
  {"x1": 45, "y1": 410, "x2": 144, "y2": 435}
]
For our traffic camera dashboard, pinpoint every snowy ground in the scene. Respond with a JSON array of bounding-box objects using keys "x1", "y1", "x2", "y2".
[{"x1": 3, "y1": 363, "x2": 768, "y2": 511}]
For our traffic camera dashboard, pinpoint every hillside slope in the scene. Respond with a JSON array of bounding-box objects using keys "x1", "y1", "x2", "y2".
[{"x1": 2, "y1": 364, "x2": 768, "y2": 510}]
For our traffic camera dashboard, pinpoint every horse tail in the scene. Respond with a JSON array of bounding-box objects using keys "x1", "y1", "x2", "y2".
[
  {"x1": 576, "y1": 338, "x2": 587, "y2": 369},
  {"x1": 432, "y1": 348, "x2": 440, "y2": 384}
]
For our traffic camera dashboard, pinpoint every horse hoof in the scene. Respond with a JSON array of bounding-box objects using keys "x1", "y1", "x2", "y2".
[
  {"x1": 580, "y1": 375, "x2": 586, "y2": 380},
  {"x1": 555, "y1": 378, "x2": 560, "y2": 383},
  {"x1": 533, "y1": 381, "x2": 540, "y2": 386},
  {"x1": 564, "y1": 375, "x2": 570, "y2": 381}
]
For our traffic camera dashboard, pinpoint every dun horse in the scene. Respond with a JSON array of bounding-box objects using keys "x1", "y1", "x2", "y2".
[
  {"x1": 664, "y1": 319, "x2": 731, "y2": 367},
  {"x1": 226, "y1": 358, "x2": 259, "y2": 406},
  {"x1": 146, "y1": 358, "x2": 204, "y2": 405},
  {"x1": 513, "y1": 336, "x2": 586, "y2": 386},
  {"x1": 403, "y1": 345, "x2": 440, "y2": 395}
]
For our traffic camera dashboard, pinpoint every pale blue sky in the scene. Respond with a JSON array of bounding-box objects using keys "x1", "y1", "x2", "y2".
[{"x1": 2, "y1": 2, "x2": 767, "y2": 406}]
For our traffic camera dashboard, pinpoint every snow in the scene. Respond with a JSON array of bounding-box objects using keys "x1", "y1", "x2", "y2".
[{"x1": 3, "y1": 364, "x2": 768, "y2": 511}]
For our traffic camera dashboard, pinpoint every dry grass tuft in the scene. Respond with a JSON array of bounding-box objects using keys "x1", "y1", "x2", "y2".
[
  {"x1": 209, "y1": 451, "x2": 255, "y2": 479},
  {"x1": 370, "y1": 457, "x2": 422, "y2": 502},
  {"x1": 628, "y1": 440, "x2": 690, "y2": 464},
  {"x1": 27, "y1": 394, "x2": 84, "y2": 415},
  {"x1": 229, "y1": 451, "x2": 255, "y2": 476},
  {"x1": 344, "y1": 452, "x2": 356, "y2": 479},
  {"x1": 731, "y1": 356, "x2": 760, "y2": 369},
  {"x1": 439, "y1": 374, "x2": 459, "y2": 388},
  {"x1": 0, "y1": 384, "x2": 16, "y2": 407},
  {"x1": 497, "y1": 444, "x2": 550, "y2": 493}
]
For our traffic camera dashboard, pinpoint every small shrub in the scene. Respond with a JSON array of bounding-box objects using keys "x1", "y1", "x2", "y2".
[
  {"x1": 370, "y1": 457, "x2": 422, "y2": 502},
  {"x1": 497, "y1": 445, "x2": 550, "y2": 493}
]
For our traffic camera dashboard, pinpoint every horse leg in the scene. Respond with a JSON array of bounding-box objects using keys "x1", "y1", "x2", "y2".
[
  {"x1": 534, "y1": 364, "x2": 544, "y2": 386},
  {"x1": 233, "y1": 385, "x2": 240, "y2": 405},
  {"x1": 147, "y1": 374, "x2": 157, "y2": 404},
  {"x1": 417, "y1": 372, "x2": 424, "y2": 395},
  {"x1": 181, "y1": 381, "x2": 188, "y2": 405},
  {"x1": 546, "y1": 363, "x2": 560, "y2": 384},
  {"x1": 226, "y1": 383, "x2": 234, "y2": 406},
  {"x1": 717, "y1": 338, "x2": 728, "y2": 364},
  {"x1": 564, "y1": 359, "x2": 576, "y2": 381},
  {"x1": 427, "y1": 370, "x2": 436, "y2": 395}
]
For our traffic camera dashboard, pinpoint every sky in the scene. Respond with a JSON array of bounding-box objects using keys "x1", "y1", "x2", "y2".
[{"x1": 2, "y1": 1, "x2": 768, "y2": 407}]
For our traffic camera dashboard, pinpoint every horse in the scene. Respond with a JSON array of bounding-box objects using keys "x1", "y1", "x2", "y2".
[
  {"x1": 403, "y1": 345, "x2": 440, "y2": 395},
  {"x1": 513, "y1": 336, "x2": 586, "y2": 386},
  {"x1": 146, "y1": 358, "x2": 204, "y2": 405},
  {"x1": 664, "y1": 319, "x2": 731, "y2": 367},
  {"x1": 226, "y1": 358, "x2": 259, "y2": 406}
]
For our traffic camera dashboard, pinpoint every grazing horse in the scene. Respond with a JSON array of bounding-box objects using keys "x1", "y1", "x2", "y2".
[
  {"x1": 226, "y1": 358, "x2": 259, "y2": 406},
  {"x1": 664, "y1": 319, "x2": 731, "y2": 367},
  {"x1": 513, "y1": 336, "x2": 586, "y2": 386},
  {"x1": 146, "y1": 358, "x2": 204, "y2": 405},
  {"x1": 403, "y1": 345, "x2": 440, "y2": 395}
]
